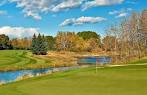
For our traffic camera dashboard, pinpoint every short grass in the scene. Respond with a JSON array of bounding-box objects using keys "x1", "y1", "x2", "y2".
[
  {"x1": 0, "y1": 50, "x2": 78, "y2": 71},
  {"x1": 0, "y1": 50, "x2": 52, "y2": 71},
  {"x1": 0, "y1": 65, "x2": 147, "y2": 95}
]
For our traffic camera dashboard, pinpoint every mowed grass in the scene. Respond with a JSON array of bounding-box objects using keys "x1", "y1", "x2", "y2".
[
  {"x1": 0, "y1": 65, "x2": 147, "y2": 95},
  {"x1": 0, "y1": 50, "x2": 48, "y2": 65},
  {"x1": 0, "y1": 50, "x2": 52, "y2": 71},
  {"x1": 0, "y1": 50, "x2": 78, "y2": 71}
]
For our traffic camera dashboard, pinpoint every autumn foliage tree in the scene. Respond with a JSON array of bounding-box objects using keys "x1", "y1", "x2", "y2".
[
  {"x1": 55, "y1": 31, "x2": 101, "y2": 52},
  {"x1": 77, "y1": 31, "x2": 101, "y2": 52},
  {"x1": 11, "y1": 38, "x2": 31, "y2": 49},
  {"x1": 56, "y1": 32, "x2": 78, "y2": 51},
  {"x1": 102, "y1": 36, "x2": 117, "y2": 51}
]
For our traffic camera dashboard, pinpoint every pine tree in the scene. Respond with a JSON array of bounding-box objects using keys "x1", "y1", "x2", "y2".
[
  {"x1": 31, "y1": 34, "x2": 37, "y2": 54},
  {"x1": 40, "y1": 35, "x2": 48, "y2": 55},
  {"x1": 37, "y1": 33, "x2": 42, "y2": 55},
  {"x1": 31, "y1": 33, "x2": 48, "y2": 55}
]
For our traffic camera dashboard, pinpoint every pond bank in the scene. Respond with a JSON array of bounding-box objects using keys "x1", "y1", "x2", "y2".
[
  {"x1": 0, "y1": 66, "x2": 86, "y2": 85},
  {"x1": 1, "y1": 62, "x2": 147, "y2": 85}
]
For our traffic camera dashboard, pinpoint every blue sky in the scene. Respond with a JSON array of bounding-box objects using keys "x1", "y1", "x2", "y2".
[{"x1": 0, "y1": 0, "x2": 146, "y2": 38}]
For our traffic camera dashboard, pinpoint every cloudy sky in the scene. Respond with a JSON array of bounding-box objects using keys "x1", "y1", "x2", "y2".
[{"x1": 0, "y1": 0, "x2": 146, "y2": 38}]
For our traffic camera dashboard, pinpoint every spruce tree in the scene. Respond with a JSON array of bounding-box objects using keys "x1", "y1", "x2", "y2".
[
  {"x1": 37, "y1": 33, "x2": 42, "y2": 55},
  {"x1": 31, "y1": 33, "x2": 48, "y2": 55},
  {"x1": 40, "y1": 35, "x2": 48, "y2": 55},
  {"x1": 31, "y1": 34, "x2": 37, "y2": 54}
]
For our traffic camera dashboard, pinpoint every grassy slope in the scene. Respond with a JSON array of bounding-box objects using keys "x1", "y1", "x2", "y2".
[
  {"x1": 0, "y1": 65, "x2": 147, "y2": 95},
  {"x1": 0, "y1": 50, "x2": 78, "y2": 71},
  {"x1": 0, "y1": 50, "x2": 52, "y2": 71}
]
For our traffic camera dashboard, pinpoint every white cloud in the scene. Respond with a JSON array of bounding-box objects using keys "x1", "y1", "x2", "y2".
[
  {"x1": 0, "y1": 26, "x2": 39, "y2": 38},
  {"x1": 60, "y1": 16, "x2": 107, "y2": 26},
  {"x1": 51, "y1": 0, "x2": 83, "y2": 12},
  {"x1": 8, "y1": 0, "x2": 84, "y2": 20},
  {"x1": 60, "y1": 18, "x2": 77, "y2": 26},
  {"x1": 115, "y1": 12, "x2": 127, "y2": 18},
  {"x1": 24, "y1": 11, "x2": 42, "y2": 20},
  {"x1": 0, "y1": 0, "x2": 125, "y2": 20},
  {"x1": 9, "y1": 0, "x2": 53, "y2": 20},
  {"x1": 109, "y1": 8, "x2": 132, "y2": 18},
  {"x1": 82, "y1": 0, "x2": 124, "y2": 11}
]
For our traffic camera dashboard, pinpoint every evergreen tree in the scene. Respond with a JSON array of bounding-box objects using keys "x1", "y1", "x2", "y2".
[
  {"x1": 40, "y1": 35, "x2": 48, "y2": 55},
  {"x1": 31, "y1": 34, "x2": 37, "y2": 54},
  {"x1": 37, "y1": 33, "x2": 42, "y2": 54},
  {"x1": 31, "y1": 33, "x2": 48, "y2": 55}
]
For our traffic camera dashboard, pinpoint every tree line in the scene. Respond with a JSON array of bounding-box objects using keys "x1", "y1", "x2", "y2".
[
  {"x1": 0, "y1": 9, "x2": 146, "y2": 63},
  {"x1": 0, "y1": 31, "x2": 101, "y2": 52},
  {"x1": 0, "y1": 34, "x2": 32, "y2": 50}
]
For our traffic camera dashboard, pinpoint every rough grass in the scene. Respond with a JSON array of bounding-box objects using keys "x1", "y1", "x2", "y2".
[{"x1": 0, "y1": 65, "x2": 147, "y2": 95}]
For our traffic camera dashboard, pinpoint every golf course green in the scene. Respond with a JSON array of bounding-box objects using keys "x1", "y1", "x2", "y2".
[
  {"x1": 0, "y1": 50, "x2": 147, "y2": 95},
  {"x1": 0, "y1": 65, "x2": 147, "y2": 95}
]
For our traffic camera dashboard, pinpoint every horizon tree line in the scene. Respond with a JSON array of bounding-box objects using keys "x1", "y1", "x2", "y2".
[{"x1": 0, "y1": 9, "x2": 146, "y2": 64}]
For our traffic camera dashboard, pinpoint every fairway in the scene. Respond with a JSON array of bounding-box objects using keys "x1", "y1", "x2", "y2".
[
  {"x1": 0, "y1": 50, "x2": 52, "y2": 71},
  {"x1": 0, "y1": 50, "x2": 77, "y2": 71},
  {"x1": 0, "y1": 65, "x2": 147, "y2": 95}
]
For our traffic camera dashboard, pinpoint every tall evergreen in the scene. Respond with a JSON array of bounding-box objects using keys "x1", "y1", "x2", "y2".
[
  {"x1": 31, "y1": 33, "x2": 48, "y2": 55},
  {"x1": 31, "y1": 34, "x2": 37, "y2": 54},
  {"x1": 40, "y1": 35, "x2": 48, "y2": 55}
]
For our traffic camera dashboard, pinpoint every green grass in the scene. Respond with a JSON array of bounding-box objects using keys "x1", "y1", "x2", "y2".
[
  {"x1": 0, "y1": 50, "x2": 52, "y2": 71},
  {"x1": 0, "y1": 50, "x2": 147, "y2": 95},
  {"x1": 0, "y1": 50, "x2": 78, "y2": 71},
  {"x1": 128, "y1": 57, "x2": 147, "y2": 64},
  {"x1": 0, "y1": 65, "x2": 147, "y2": 95}
]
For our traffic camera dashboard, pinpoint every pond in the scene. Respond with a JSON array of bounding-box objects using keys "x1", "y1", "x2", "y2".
[
  {"x1": 0, "y1": 66, "x2": 80, "y2": 84},
  {"x1": 77, "y1": 56, "x2": 112, "y2": 65}
]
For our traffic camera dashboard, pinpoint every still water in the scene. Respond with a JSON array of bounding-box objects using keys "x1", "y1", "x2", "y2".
[
  {"x1": 0, "y1": 66, "x2": 80, "y2": 84},
  {"x1": 77, "y1": 56, "x2": 112, "y2": 64}
]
